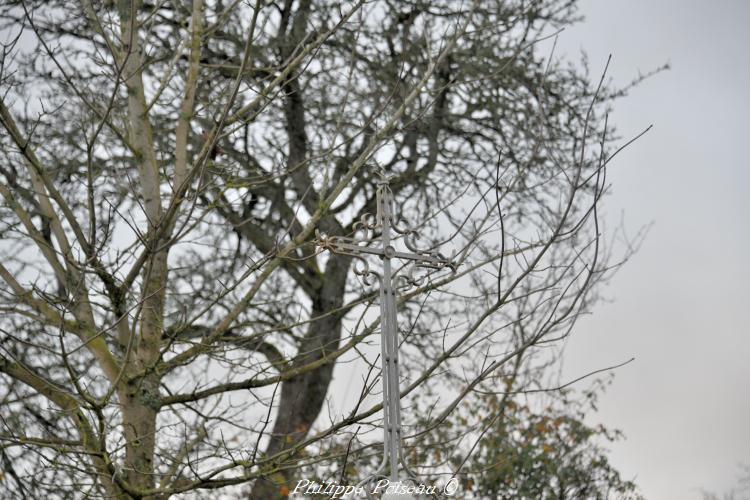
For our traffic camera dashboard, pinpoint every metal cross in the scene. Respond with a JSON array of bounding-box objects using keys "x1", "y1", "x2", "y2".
[{"x1": 316, "y1": 171, "x2": 454, "y2": 489}]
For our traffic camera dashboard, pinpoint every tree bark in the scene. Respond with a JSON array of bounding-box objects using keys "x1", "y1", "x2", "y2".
[{"x1": 248, "y1": 254, "x2": 351, "y2": 499}]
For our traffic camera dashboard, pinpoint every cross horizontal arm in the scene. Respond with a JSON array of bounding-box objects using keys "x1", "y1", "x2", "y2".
[
  {"x1": 324, "y1": 239, "x2": 386, "y2": 258},
  {"x1": 323, "y1": 239, "x2": 451, "y2": 268}
]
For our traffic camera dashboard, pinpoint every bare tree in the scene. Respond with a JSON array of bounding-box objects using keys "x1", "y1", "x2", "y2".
[
  {"x1": 0, "y1": 0, "x2": 658, "y2": 498},
  {"x1": 701, "y1": 464, "x2": 750, "y2": 500}
]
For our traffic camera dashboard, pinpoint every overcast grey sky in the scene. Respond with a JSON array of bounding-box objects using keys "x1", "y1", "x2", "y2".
[{"x1": 557, "y1": 1, "x2": 750, "y2": 499}]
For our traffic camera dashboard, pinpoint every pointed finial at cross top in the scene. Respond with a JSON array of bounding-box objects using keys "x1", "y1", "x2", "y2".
[{"x1": 315, "y1": 170, "x2": 456, "y2": 493}]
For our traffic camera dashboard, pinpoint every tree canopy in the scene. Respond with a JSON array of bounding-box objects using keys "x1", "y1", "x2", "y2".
[{"x1": 0, "y1": 0, "x2": 653, "y2": 498}]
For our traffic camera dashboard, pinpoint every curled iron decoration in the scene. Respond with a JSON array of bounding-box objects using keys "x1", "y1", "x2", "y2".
[{"x1": 315, "y1": 224, "x2": 383, "y2": 287}]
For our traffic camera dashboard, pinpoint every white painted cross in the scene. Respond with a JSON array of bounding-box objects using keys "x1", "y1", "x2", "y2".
[{"x1": 316, "y1": 171, "x2": 454, "y2": 496}]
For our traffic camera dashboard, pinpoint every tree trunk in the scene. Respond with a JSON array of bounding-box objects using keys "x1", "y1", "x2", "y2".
[
  {"x1": 248, "y1": 254, "x2": 351, "y2": 498},
  {"x1": 121, "y1": 375, "x2": 160, "y2": 496}
]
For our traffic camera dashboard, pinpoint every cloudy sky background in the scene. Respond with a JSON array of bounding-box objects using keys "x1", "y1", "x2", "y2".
[{"x1": 557, "y1": 1, "x2": 750, "y2": 499}]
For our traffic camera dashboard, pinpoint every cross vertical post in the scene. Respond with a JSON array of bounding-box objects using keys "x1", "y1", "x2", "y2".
[{"x1": 377, "y1": 175, "x2": 401, "y2": 483}]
